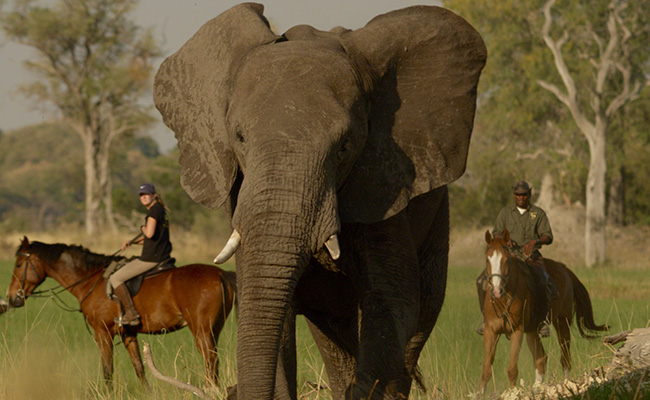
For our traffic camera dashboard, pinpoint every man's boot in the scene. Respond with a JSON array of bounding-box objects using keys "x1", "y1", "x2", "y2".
[
  {"x1": 538, "y1": 320, "x2": 551, "y2": 338},
  {"x1": 113, "y1": 284, "x2": 140, "y2": 326}
]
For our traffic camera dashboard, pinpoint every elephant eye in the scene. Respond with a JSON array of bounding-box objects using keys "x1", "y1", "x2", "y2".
[
  {"x1": 235, "y1": 130, "x2": 245, "y2": 143},
  {"x1": 337, "y1": 139, "x2": 352, "y2": 161}
]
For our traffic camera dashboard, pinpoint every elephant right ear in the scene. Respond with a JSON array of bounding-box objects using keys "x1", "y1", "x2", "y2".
[{"x1": 154, "y1": 3, "x2": 281, "y2": 210}]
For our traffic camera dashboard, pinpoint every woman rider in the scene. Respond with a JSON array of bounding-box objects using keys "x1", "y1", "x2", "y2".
[{"x1": 111, "y1": 183, "x2": 172, "y2": 326}]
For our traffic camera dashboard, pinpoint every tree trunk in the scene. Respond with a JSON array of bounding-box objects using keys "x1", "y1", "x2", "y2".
[
  {"x1": 98, "y1": 141, "x2": 117, "y2": 233},
  {"x1": 83, "y1": 131, "x2": 102, "y2": 236},
  {"x1": 584, "y1": 126, "x2": 607, "y2": 267}
]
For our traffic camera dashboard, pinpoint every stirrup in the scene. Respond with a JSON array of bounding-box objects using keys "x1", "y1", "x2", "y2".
[
  {"x1": 114, "y1": 313, "x2": 140, "y2": 327},
  {"x1": 476, "y1": 322, "x2": 485, "y2": 336}
]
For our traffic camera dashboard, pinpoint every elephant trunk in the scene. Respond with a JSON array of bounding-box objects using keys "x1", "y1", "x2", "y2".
[
  {"x1": 233, "y1": 159, "x2": 338, "y2": 398},
  {"x1": 235, "y1": 238, "x2": 307, "y2": 399}
]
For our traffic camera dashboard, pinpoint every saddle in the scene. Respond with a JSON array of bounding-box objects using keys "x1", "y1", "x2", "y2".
[{"x1": 103, "y1": 257, "x2": 176, "y2": 299}]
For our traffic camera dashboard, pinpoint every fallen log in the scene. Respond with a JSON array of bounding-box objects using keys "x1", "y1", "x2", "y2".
[
  {"x1": 142, "y1": 341, "x2": 208, "y2": 399},
  {"x1": 606, "y1": 327, "x2": 650, "y2": 372}
]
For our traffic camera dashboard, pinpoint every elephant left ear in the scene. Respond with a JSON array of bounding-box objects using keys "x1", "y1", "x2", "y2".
[
  {"x1": 154, "y1": 3, "x2": 281, "y2": 211},
  {"x1": 338, "y1": 6, "x2": 486, "y2": 223}
]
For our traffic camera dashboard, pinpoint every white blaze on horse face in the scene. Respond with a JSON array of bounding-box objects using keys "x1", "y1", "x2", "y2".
[{"x1": 487, "y1": 251, "x2": 503, "y2": 298}]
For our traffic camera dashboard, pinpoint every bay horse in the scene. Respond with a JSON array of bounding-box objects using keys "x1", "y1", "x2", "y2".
[
  {"x1": 8, "y1": 237, "x2": 236, "y2": 389},
  {"x1": 479, "y1": 230, "x2": 607, "y2": 393}
]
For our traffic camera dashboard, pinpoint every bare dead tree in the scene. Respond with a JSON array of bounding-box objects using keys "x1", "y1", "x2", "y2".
[{"x1": 538, "y1": 0, "x2": 650, "y2": 267}]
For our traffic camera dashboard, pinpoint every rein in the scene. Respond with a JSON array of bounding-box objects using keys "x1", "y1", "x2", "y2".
[
  {"x1": 15, "y1": 234, "x2": 142, "y2": 311},
  {"x1": 15, "y1": 251, "x2": 109, "y2": 312}
]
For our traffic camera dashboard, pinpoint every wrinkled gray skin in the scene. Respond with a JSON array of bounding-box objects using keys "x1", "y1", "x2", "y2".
[{"x1": 154, "y1": 3, "x2": 486, "y2": 399}]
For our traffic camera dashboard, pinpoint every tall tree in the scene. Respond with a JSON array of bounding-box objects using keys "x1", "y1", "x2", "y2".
[
  {"x1": 0, "y1": 0, "x2": 161, "y2": 235},
  {"x1": 537, "y1": 0, "x2": 650, "y2": 266},
  {"x1": 445, "y1": 0, "x2": 650, "y2": 267}
]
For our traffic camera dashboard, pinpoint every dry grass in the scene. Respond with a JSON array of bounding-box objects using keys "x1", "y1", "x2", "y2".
[{"x1": 0, "y1": 204, "x2": 647, "y2": 399}]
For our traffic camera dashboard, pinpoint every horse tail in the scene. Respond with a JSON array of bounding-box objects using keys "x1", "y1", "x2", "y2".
[
  {"x1": 221, "y1": 269, "x2": 238, "y2": 317},
  {"x1": 568, "y1": 268, "x2": 608, "y2": 338}
]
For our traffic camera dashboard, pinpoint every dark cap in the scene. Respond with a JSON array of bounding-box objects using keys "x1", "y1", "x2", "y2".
[
  {"x1": 512, "y1": 180, "x2": 532, "y2": 194},
  {"x1": 138, "y1": 183, "x2": 156, "y2": 195}
]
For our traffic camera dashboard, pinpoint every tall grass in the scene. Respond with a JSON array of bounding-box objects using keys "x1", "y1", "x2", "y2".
[{"x1": 0, "y1": 257, "x2": 646, "y2": 399}]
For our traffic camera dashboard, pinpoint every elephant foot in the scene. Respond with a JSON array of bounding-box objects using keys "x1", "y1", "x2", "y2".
[
  {"x1": 346, "y1": 372, "x2": 412, "y2": 400},
  {"x1": 226, "y1": 384, "x2": 237, "y2": 400}
]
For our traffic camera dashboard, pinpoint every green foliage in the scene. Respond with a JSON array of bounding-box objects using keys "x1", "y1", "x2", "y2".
[
  {"x1": 0, "y1": 124, "x2": 83, "y2": 230},
  {"x1": 0, "y1": 0, "x2": 163, "y2": 234},
  {"x1": 0, "y1": 123, "x2": 227, "y2": 236}
]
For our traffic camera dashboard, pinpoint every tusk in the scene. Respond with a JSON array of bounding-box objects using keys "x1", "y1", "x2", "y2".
[
  {"x1": 214, "y1": 230, "x2": 241, "y2": 264},
  {"x1": 324, "y1": 234, "x2": 340, "y2": 260}
]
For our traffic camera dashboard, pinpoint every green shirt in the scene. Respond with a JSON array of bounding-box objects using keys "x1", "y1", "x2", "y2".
[{"x1": 492, "y1": 204, "x2": 553, "y2": 250}]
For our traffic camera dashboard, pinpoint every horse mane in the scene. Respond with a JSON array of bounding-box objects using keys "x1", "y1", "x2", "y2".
[{"x1": 18, "y1": 241, "x2": 124, "y2": 271}]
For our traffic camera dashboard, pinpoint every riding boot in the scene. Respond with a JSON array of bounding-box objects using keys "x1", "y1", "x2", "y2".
[
  {"x1": 531, "y1": 257, "x2": 558, "y2": 300},
  {"x1": 113, "y1": 284, "x2": 140, "y2": 326},
  {"x1": 538, "y1": 319, "x2": 551, "y2": 338}
]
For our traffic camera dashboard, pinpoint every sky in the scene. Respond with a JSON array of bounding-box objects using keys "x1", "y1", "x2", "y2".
[{"x1": 0, "y1": 0, "x2": 442, "y2": 152}]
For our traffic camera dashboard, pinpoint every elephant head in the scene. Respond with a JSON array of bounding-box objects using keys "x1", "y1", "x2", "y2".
[{"x1": 155, "y1": 3, "x2": 485, "y2": 398}]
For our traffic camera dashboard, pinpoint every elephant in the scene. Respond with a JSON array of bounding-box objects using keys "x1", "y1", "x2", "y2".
[{"x1": 154, "y1": 3, "x2": 486, "y2": 399}]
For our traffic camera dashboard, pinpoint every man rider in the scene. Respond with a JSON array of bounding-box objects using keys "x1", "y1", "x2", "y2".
[{"x1": 476, "y1": 180, "x2": 557, "y2": 337}]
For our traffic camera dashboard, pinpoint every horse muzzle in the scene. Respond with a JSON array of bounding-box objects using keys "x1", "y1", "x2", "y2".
[
  {"x1": 8, "y1": 290, "x2": 26, "y2": 308},
  {"x1": 491, "y1": 286, "x2": 504, "y2": 299}
]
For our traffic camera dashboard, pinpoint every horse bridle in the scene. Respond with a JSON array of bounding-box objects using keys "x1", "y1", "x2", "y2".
[
  {"x1": 14, "y1": 251, "x2": 104, "y2": 310},
  {"x1": 15, "y1": 251, "x2": 44, "y2": 301},
  {"x1": 487, "y1": 250, "x2": 520, "y2": 337}
]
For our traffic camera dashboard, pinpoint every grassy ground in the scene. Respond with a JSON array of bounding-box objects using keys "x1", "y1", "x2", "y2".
[
  {"x1": 0, "y1": 254, "x2": 646, "y2": 399},
  {"x1": 0, "y1": 218, "x2": 648, "y2": 399}
]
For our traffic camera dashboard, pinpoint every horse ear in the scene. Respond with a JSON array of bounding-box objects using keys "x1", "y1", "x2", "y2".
[
  {"x1": 502, "y1": 229, "x2": 510, "y2": 243},
  {"x1": 485, "y1": 230, "x2": 492, "y2": 244},
  {"x1": 21, "y1": 236, "x2": 29, "y2": 248}
]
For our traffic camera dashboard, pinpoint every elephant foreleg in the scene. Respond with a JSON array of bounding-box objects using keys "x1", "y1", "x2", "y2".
[
  {"x1": 305, "y1": 315, "x2": 358, "y2": 400},
  {"x1": 406, "y1": 189, "x2": 450, "y2": 392},
  {"x1": 350, "y1": 215, "x2": 421, "y2": 399}
]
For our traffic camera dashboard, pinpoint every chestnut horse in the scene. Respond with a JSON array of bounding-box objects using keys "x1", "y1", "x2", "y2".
[
  {"x1": 480, "y1": 230, "x2": 607, "y2": 393},
  {"x1": 8, "y1": 237, "x2": 236, "y2": 388}
]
